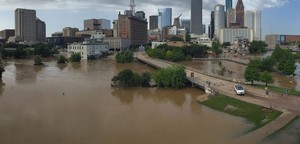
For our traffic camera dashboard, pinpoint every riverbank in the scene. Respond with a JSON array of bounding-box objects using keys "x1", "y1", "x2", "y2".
[{"x1": 200, "y1": 94, "x2": 282, "y2": 131}]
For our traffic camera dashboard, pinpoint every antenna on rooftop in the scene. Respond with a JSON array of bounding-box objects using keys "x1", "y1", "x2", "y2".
[{"x1": 130, "y1": 0, "x2": 136, "y2": 16}]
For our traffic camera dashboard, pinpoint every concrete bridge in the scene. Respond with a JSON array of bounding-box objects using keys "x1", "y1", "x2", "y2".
[{"x1": 136, "y1": 52, "x2": 300, "y2": 142}]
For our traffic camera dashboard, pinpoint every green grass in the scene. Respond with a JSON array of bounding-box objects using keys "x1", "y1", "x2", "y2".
[
  {"x1": 201, "y1": 94, "x2": 282, "y2": 131},
  {"x1": 253, "y1": 84, "x2": 300, "y2": 96}
]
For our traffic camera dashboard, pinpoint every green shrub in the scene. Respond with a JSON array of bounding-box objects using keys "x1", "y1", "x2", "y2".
[
  {"x1": 115, "y1": 51, "x2": 134, "y2": 63},
  {"x1": 34, "y1": 55, "x2": 42, "y2": 65},
  {"x1": 57, "y1": 55, "x2": 68, "y2": 64},
  {"x1": 70, "y1": 53, "x2": 81, "y2": 62}
]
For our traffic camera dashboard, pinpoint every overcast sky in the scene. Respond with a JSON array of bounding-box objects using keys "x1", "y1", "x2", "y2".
[{"x1": 0, "y1": 0, "x2": 299, "y2": 38}]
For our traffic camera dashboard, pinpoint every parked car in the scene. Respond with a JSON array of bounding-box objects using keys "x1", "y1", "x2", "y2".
[{"x1": 234, "y1": 84, "x2": 245, "y2": 95}]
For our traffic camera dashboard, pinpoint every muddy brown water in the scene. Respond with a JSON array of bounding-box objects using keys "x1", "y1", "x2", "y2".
[{"x1": 0, "y1": 59, "x2": 254, "y2": 144}]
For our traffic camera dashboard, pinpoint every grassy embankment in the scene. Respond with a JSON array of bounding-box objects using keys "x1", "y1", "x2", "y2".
[
  {"x1": 253, "y1": 84, "x2": 300, "y2": 96},
  {"x1": 201, "y1": 94, "x2": 282, "y2": 131}
]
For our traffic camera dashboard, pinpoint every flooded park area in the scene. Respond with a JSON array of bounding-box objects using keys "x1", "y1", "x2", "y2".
[
  {"x1": 0, "y1": 59, "x2": 254, "y2": 144},
  {"x1": 0, "y1": 56, "x2": 299, "y2": 144}
]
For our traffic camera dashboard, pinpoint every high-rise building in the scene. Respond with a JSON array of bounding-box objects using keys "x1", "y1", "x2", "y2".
[
  {"x1": 36, "y1": 18, "x2": 46, "y2": 42},
  {"x1": 0, "y1": 29, "x2": 15, "y2": 40},
  {"x1": 15, "y1": 8, "x2": 37, "y2": 42},
  {"x1": 209, "y1": 11, "x2": 215, "y2": 39},
  {"x1": 236, "y1": 0, "x2": 244, "y2": 27},
  {"x1": 84, "y1": 19, "x2": 111, "y2": 30},
  {"x1": 226, "y1": 0, "x2": 233, "y2": 11},
  {"x1": 118, "y1": 12, "x2": 148, "y2": 46},
  {"x1": 253, "y1": 10, "x2": 261, "y2": 40},
  {"x1": 158, "y1": 8, "x2": 172, "y2": 30},
  {"x1": 191, "y1": 0, "x2": 203, "y2": 35},
  {"x1": 214, "y1": 5, "x2": 225, "y2": 38},
  {"x1": 226, "y1": 8, "x2": 236, "y2": 27},
  {"x1": 244, "y1": 11, "x2": 254, "y2": 29},
  {"x1": 149, "y1": 15, "x2": 158, "y2": 30},
  {"x1": 181, "y1": 19, "x2": 191, "y2": 32},
  {"x1": 202, "y1": 24, "x2": 206, "y2": 34},
  {"x1": 63, "y1": 27, "x2": 79, "y2": 37}
]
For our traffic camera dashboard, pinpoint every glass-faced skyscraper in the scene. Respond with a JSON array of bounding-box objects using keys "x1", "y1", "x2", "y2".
[
  {"x1": 226, "y1": 0, "x2": 232, "y2": 11},
  {"x1": 191, "y1": 0, "x2": 203, "y2": 35},
  {"x1": 158, "y1": 8, "x2": 172, "y2": 30}
]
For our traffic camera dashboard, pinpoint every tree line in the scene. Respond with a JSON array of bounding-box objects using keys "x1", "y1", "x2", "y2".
[
  {"x1": 244, "y1": 45, "x2": 297, "y2": 86},
  {"x1": 112, "y1": 66, "x2": 186, "y2": 88},
  {"x1": 1, "y1": 43, "x2": 59, "y2": 59},
  {"x1": 146, "y1": 44, "x2": 209, "y2": 62}
]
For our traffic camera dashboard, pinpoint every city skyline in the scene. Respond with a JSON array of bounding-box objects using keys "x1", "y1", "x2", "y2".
[{"x1": 0, "y1": 0, "x2": 298, "y2": 38}]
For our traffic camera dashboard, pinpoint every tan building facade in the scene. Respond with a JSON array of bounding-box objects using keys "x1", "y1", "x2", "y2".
[
  {"x1": 117, "y1": 13, "x2": 148, "y2": 46},
  {"x1": 63, "y1": 27, "x2": 79, "y2": 37},
  {"x1": 15, "y1": 8, "x2": 37, "y2": 42}
]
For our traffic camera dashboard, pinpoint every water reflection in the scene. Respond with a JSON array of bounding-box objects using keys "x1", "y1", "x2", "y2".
[
  {"x1": 0, "y1": 80, "x2": 4, "y2": 96},
  {"x1": 111, "y1": 88, "x2": 190, "y2": 108},
  {"x1": 262, "y1": 118, "x2": 300, "y2": 144},
  {"x1": 57, "y1": 63, "x2": 67, "y2": 71}
]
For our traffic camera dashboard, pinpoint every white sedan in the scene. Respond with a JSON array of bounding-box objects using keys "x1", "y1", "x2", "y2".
[{"x1": 234, "y1": 85, "x2": 245, "y2": 95}]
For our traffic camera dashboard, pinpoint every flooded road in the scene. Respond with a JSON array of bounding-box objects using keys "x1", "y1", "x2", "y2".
[
  {"x1": 0, "y1": 59, "x2": 253, "y2": 144},
  {"x1": 179, "y1": 60, "x2": 300, "y2": 90}
]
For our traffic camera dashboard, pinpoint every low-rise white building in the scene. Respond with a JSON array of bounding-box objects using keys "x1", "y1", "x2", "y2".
[
  {"x1": 219, "y1": 28, "x2": 254, "y2": 44},
  {"x1": 67, "y1": 33, "x2": 109, "y2": 60},
  {"x1": 190, "y1": 34, "x2": 212, "y2": 47},
  {"x1": 103, "y1": 37, "x2": 131, "y2": 51}
]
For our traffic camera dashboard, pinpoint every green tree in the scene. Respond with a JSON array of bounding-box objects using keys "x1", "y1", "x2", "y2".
[
  {"x1": 222, "y1": 42, "x2": 231, "y2": 48},
  {"x1": 140, "y1": 72, "x2": 151, "y2": 87},
  {"x1": 111, "y1": 69, "x2": 151, "y2": 87},
  {"x1": 298, "y1": 43, "x2": 300, "y2": 49},
  {"x1": 260, "y1": 57, "x2": 275, "y2": 72},
  {"x1": 70, "y1": 53, "x2": 82, "y2": 62},
  {"x1": 211, "y1": 40, "x2": 223, "y2": 55},
  {"x1": 57, "y1": 55, "x2": 68, "y2": 64},
  {"x1": 153, "y1": 66, "x2": 186, "y2": 88},
  {"x1": 249, "y1": 41, "x2": 268, "y2": 53},
  {"x1": 115, "y1": 51, "x2": 134, "y2": 63},
  {"x1": 34, "y1": 55, "x2": 43, "y2": 65},
  {"x1": 260, "y1": 71, "x2": 274, "y2": 87},
  {"x1": 244, "y1": 59, "x2": 261, "y2": 85},
  {"x1": 283, "y1": 59, "x2": 296, "y2": 75}
]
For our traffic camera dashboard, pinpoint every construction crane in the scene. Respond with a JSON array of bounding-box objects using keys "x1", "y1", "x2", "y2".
[{"x1": 173, "y1": 14, "x2": 182, "y2": 27}]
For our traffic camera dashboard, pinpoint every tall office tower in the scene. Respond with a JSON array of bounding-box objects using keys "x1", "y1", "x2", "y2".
[
  {"x1": 15, "y1": 8, "x2": 37, "y2": 42},
  {"x1": 214, "y1": 5, "x2": 225, "y2": 38},
  {"x1": 208, "y1": 24, "x2": 212, "y2": 38},
  {"x1": 244, "y1": 11, "x2": 254, "y2": 29},
  {"x1": 149, "y1": 15, "x2": 158, "y2": 30},
  {"x1": 158, "y1": 8, "x2": 172, "y2": 30},
  {"x1": 36, "y1": 18, "x2": 46, "y2": 42},
  {"x1": 209, "y1": 11, "x2": 215, "y2": 39},
  {"x1": 202, "y1": 24, "x2": 206, "y2": 34},
  {"x1": 191, "y1": 0, "x2": 203, "y2": 35},
  {"x1": 181, "y1": 19, "x2": 191, "y2": 32},
  {"x1": 254, "y1": 10, "x2": 261, "y2": 40},
  {"x1": 226, "y1": 8, "x2": 236, "y2": 27},
  {"x1": 236, "y1": 0, "x2": 244, "y2": 27},
  {"x1": 84, "y1": 19, "x2": 111, "y2": 30},
  {"x1": 226, "y1": 0, "x2": 232, "y2": 11}
]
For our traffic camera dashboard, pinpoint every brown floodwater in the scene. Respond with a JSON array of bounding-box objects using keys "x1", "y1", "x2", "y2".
[{"x1": 0, "y1": 59, "x2": 253, "y2": 144}]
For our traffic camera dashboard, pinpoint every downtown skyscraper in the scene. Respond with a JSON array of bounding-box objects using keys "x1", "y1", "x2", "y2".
[
  {"x1": 236, "y1": 0, "x2": 244, "y2": 27},
  {"x1": 15, "y1": 8, "x2": 37, "y2": 42},
  {"x1": 191, "y1": 0, "x2": 203, "y2": 35},
  {"x1": 226, "y1": 0, "x2": 232, "y2": 11}
]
